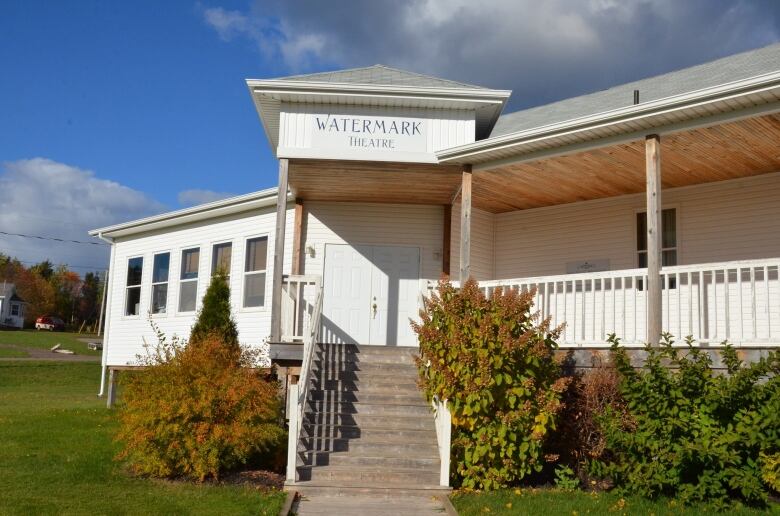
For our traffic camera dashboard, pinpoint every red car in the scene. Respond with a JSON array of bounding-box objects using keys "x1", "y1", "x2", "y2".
[{"x1": 35, "y1": 316, "x2": 65, "y2": 331}]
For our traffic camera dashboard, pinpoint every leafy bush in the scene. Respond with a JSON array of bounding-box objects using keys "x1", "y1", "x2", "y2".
[
  {"x1": 115, "y1": 275, "x2": 284, "y2": 481},
  {"x1": 592, "y1": 334, "x2": 780, "y2": 509},
  {"x1": 760, "y1": 452, "x2": 780, "y2": 493},
  {"x1": 414, "y1": 279, "x2": 569, "y2": 489},
  {"x1": 551, "y1": 358, "x2": 630, "y2": 484}
]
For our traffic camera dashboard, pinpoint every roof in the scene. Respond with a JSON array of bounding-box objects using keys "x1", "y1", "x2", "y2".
[
  {"x1": 492, "y1": 42, "x2": 780, "y2": 137},
  {"x1": 89, "y1": 187, "x2": 284, "y2": 239},
  {"x1": 0, "y1": 283, "x2": 24, "y2": 303},
  {"x1": 277, "y1": 64, "x2": 490, "y2": 90},
  {"x1": 247, "y1": 66, "x2": 511, "y2": 152}
]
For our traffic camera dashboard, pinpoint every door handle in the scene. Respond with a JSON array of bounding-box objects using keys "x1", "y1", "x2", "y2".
[{"x1": 372, "y1": 297, "x2": 377, "y2": 318}]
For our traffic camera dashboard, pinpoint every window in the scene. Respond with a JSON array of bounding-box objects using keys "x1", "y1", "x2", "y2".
[
  {"x1": 10, "y1": 304, "x2": 20, "y2": 316},
  {"x1": 178, "y1": 247, "x2": 200, "y2": 312},
  {"x1": 125, "y1": 257, "x2": 143, "y2": 316},
  {"x1": 211, "y1": 242, "x2": 232, "y2": 277},
  {"x1": 150, "y1": 252, "x2": 170, "y2": 314},
  {"x1": 637, "y1": 208, "x2": 677, "y2": 267},
  {"x1": 243, "y1": 237, "x2": 267, "y2": 308}
]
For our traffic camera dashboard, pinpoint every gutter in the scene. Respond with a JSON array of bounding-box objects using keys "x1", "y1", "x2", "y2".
[
  {"x1": 436, "y1": 70, "x2": 780, "y2": 164},
  {"x1": 95, "y1": 232, "x2": 115, "y2": 398}
]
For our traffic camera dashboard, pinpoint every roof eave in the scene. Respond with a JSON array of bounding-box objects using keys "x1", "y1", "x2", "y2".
[
  {"x1": 89, "y1": 187, "x2": 285, "y2": 239},
  {"x1": 437, "y1": 70, "x2": 780, "y2": 166}
]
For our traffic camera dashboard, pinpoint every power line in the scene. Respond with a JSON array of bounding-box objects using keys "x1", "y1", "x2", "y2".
[{"x1": 0, "y1": 230, "x2": 108, "y2": 246}]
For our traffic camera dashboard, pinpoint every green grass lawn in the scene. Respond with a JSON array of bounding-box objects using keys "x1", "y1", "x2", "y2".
[
  {"x1": 0, "y1": 330, "x2": 101, "y2": 356},
  {"x1": 0, "y1": 346, "x2": 28, "y2": 358},
  {"x1": 0, "y1": 361, "x2": 285, "y2": 516},
  {"x1": 452, "y1": 488, "x2": 780, "y2": 515}
]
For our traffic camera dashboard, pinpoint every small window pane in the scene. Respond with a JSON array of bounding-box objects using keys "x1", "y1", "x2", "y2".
[
  {"x1": 181, "y1": 248, "x2": 200, "y2": 280},
  {"x1": 151, "y1": 284, "x2": 168, "y2": 314},
  {"x1": 245, "y1": 237, "x2": 268, "y2": 272},
  {"x1": 11, "y1": 304, "x2": 19, "y2": 316},
  {"x1": 212, "y1": 243, "x2": 232, "y2": 276},
  {"x1": 243, "y1": 272, "x2": 266, "y2": 307},
  {"x1": 179, "y1": 281, "x2": 197, "y2": 312},
  {"x1": 662, "y1": 209, "x2": 677, "y2": 249},
  {"x1": 127, "y1": 257, "x2": 143, "y2": 286},
  {"x1": 636, "y1": 213, "x2": 647, "y2": 252},
  {"x1": 662, "y1": 250, "x2": 677, "y2": 267},
  {"x1": 126, "y1": 286, "x2": 141, "y2": 316},
  {"x1": 638, "y1": 252, "x2": 647, "y2": 268},
  {"x1": 152, "y1": 253, "x2": 170, "y2": 283}
]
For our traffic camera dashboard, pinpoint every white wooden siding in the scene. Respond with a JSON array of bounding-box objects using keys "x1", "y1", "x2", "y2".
[
  {"x1": 450, "y1": 203, "x2": 495, "y2": 281},
  {"x1": 493, "y1": 172, "x2": 780, "y2": 280},
  {"x1": 105, "y1": 206, "x2": 294, "y2": 366},
  {"x1": 278, "y1": 103, "x2": 475, "y2": 163},
  {"x1": 302, "y1": 202, "x2": 444, "y2": 282}
]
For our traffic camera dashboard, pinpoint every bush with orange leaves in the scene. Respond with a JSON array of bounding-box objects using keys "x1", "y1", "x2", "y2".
[
  {"x1": 115, "y1": 275, "x2": 284, "y2": 481},
  {"x1": 414, "y1": 279, "x2": 569, "y2": 489}
]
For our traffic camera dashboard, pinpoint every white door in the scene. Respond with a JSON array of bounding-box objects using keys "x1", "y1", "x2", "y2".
[
  {"x1": 322, "y1": 245, "x2": 372, "y2": 344},
  {"x1": 370, "y1": 246, "x2": 420, "y2": 346},
  {"x1": 323, "y1": 244, "x2": 421, "y2": 346}
]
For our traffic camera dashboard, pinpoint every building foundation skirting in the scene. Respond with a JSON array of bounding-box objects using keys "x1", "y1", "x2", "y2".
[{"x1": 556, "y1": 346, "x2": 777, "y2": 372}]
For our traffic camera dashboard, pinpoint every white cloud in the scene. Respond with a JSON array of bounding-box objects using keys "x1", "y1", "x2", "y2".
[
  {"x1": 201, "y1": 0, "x2": 780, "y2": 110},
  {"x1": 0, "y1": 158, "x2": 165, "y2": 273},
  {"x1": 177, "y1": 188, "x2": 235, "y2": 207}
]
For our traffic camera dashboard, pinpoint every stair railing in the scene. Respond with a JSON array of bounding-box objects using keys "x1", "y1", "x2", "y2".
[
  {"x1": 432, "y1": 396, "x2": 452, "y2": 487},
  {"x1": 285, "y1": 279, "x2": 324, "y2": 483}
]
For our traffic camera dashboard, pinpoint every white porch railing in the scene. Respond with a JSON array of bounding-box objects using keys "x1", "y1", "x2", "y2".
[
  {"x1": 281, "y1": 274, "x2": 321, "y2": 343},
  {"x1": 431, "y1": 259, "x2": 780, "y2": 347},
  {"x1": 284, "y1": 275, "x2": 324, "y2": 483}
]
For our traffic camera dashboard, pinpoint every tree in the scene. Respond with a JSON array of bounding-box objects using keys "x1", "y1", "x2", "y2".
[{"x1": 189, "y1": 272, "x2": 239, "y2": 352}]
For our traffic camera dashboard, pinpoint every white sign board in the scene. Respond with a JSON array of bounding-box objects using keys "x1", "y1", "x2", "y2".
[{"x1": 309, "y1": 113, "x2": 428, "y2": 154}]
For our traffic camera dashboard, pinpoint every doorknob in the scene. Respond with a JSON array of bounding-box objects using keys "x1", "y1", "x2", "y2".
[{"x1": 372, "y1": 297, "x2": 377, "y2": 318}]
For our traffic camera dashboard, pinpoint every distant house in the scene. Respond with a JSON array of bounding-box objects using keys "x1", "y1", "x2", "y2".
[{"x1": 0, "y1": 283, "x2": 26, "y2": 329}]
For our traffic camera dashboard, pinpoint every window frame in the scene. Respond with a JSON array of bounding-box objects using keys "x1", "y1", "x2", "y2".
[
  {"x1": 149, "y1": 251, "x2": 171, "y2": 316},
  {"x1": 10, "y1": 303, "x2": 20, "y2": 316},
  {"x1": 634, "y1": 206, "x2": 680, "y2": 268},
  {"x1": 177, "y1": 246, "x2": 201, "y2": 314},
  {"x1": 240, "y1": 234, "x2": 270, "y2": 311},
  {"x1": 210, "y1": 240, "x2": 234, "y2": 279},
  {"x1": 124, "y1": 255, "x2": 144, "y2": 318}
]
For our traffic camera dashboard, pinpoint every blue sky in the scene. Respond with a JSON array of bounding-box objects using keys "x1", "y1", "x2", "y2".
[{"x1": 1, "y1": 0, "x2": 779, "y2": 272}]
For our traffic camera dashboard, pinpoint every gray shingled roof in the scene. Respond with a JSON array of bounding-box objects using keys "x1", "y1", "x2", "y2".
[
  {"x1": 492, "y1": 42, "x2": 780, "y2": 137},
  {"x1": 277, "y1": 64, "x2": 490, "y2": 90}
]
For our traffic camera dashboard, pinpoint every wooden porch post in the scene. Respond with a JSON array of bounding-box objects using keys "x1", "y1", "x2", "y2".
[
  {"x1": 459, "y1": 166, "x2": 472, "y2": 283},
  {"x1": 291, "y1": 198, "x2": 304, "y2": 276},
  {"x1": 270, "y1": 158, "x2": 289, "y2": 343},
  {"x1": 442, "y1": 204, "x2": 451, "y2": 277},
  {"x1": 645, "y1": 135, "x2": 662, "y2": 345}
]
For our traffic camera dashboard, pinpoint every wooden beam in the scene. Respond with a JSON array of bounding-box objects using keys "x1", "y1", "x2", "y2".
[
  {"x1": 291, "y1": 198, "x2": 304, "y2": 275},
  {"x1": 459, "y1": 166, "x2": 472, "y2": 283},
  {"x1": 442, "y1": 204, "x2": 452, "y2": 277},
  {"x1": 270, "y1": 159, "x2": 289, "y2": 343},
  {"x1": 645, "y1": 135, "x2": 662, "y2": 345}
]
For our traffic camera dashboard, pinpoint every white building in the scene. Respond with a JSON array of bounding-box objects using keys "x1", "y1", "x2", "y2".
[
  {"x1": 91, "y1": 44, "x2": 780, "y2": 492},
  {"x1": 0, "y1": 283, "x2": 26, "y2": 329}
]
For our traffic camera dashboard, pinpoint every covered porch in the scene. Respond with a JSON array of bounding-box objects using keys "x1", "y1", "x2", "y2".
[{"x1": 271, "y1": 107, "x2": 780, "y2": 349}]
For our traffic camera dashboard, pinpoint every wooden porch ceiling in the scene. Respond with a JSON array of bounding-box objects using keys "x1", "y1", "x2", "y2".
[
  {"x1": 475, "y1": 113, "x2": 780, "y2": 212},
  {"x1": 287, "y1": 113, "x2": 780, "y2": 213},
  {"x1": 288, "y1": 159, "x2": 463, "y2": 205}
]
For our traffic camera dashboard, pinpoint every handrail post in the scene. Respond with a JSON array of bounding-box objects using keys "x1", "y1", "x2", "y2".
[
  {"x1": 286, "y1": 383, "x2": 299, "y2": 483},
  {"x1": 433, "y1": 398, "x2": 451, "y2": 487}
]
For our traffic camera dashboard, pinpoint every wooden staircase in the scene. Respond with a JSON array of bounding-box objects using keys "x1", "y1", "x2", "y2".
[{"x1": 288, "y1": 343, "x2": 450, "y2": 514}]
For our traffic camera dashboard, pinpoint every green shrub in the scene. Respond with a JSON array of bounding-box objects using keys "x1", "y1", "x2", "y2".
[
  {"x1": 592, "y1": 334, "x2": 780, "y2": 509},
  {"x1": 189, "y1": 271, "x2": 239, "y2": 352},
  {"x1": 115, "y1": 275, "x2": 284, "y2": 481},
  {"x1": 413, "y1": 279, "x2": 569, "y2": 489},
  {"x1": 760, "y1": 452, "x2": 780, "y2": 493}
]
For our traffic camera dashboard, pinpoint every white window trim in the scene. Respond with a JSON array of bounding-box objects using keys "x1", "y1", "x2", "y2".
[
  {"x1": 239, "y1": 234, "x2": 270, "y2": 312},
  {"x1": 124, "y1": 255, "x2": 144, "y2": 319},
  {"x1": 634, "y1": 205, "x2": 681, "y2": 268},
  {"x1": 150, "y1": 251, "x2": 171, "y2": 317},
  {"x1": 177, "y1": 246, "x2": 201, "y2": 315},
  {"x1": 10, "y1": 303, "x2": 20, "y2": 316}
]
